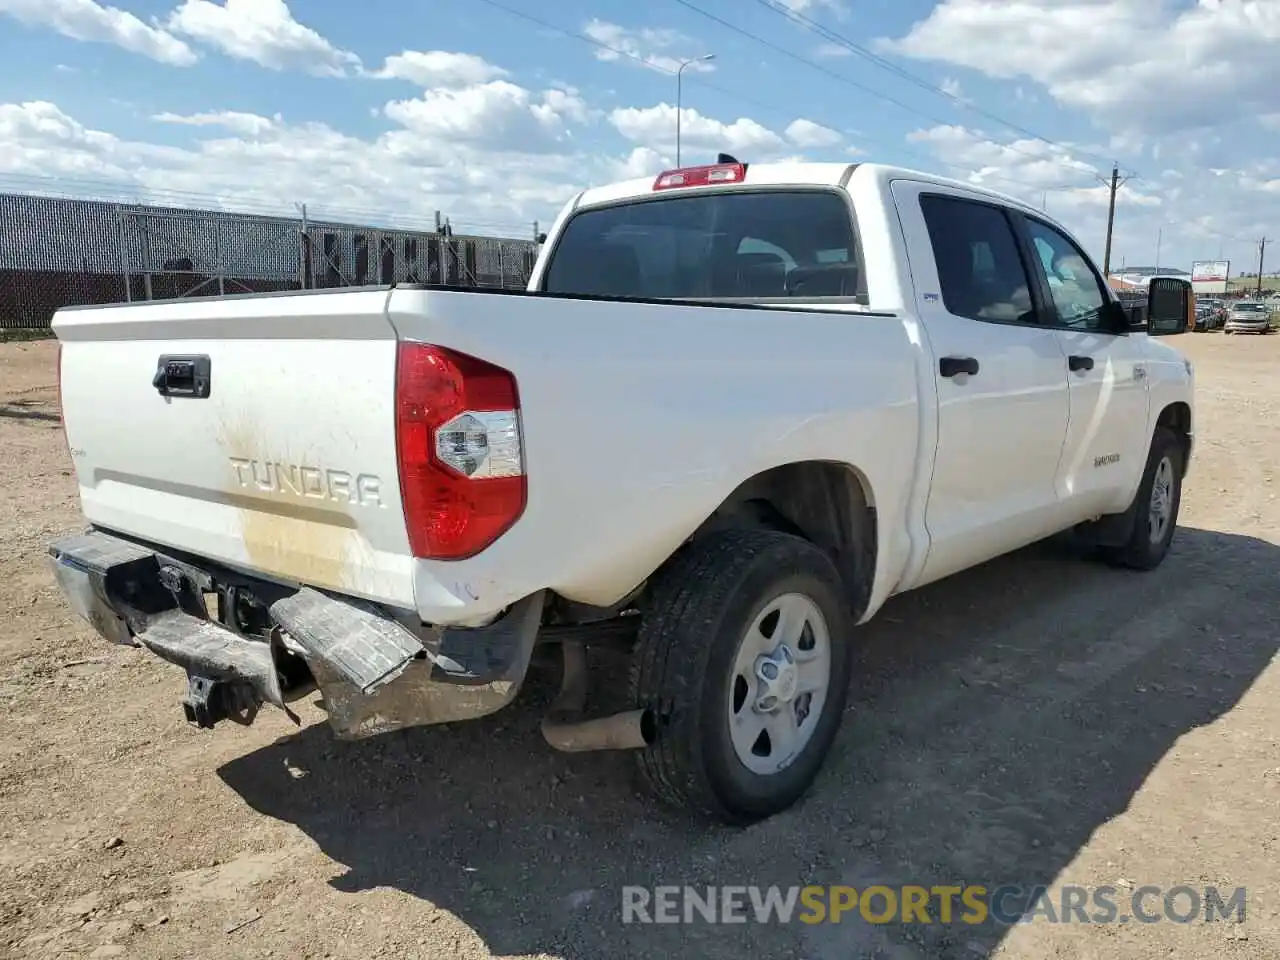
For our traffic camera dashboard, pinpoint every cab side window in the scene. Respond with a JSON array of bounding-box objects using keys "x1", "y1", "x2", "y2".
[
  {"x1": 1024, "y1": 218, "x2": 1110, "y2": 331},
  {"x1": 920, "y1": 195, "x2": 1037, "y2": 325}
]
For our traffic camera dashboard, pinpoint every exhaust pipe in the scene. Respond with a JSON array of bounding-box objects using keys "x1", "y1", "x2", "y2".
[
  {"x1": 540, "y1": 639, "x2": 657, "y2": 753},
  {"x1": 542, "y1": 707, "x2": 656, "y2": 753}
]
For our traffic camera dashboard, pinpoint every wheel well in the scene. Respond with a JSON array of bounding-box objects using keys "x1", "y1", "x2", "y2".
[
  {"x1": 1157, "y1": 401, "x2": 1192, "y2": 473},
  {"x1": 689, "y1": 461, "x2": 877, "y2": 619}
]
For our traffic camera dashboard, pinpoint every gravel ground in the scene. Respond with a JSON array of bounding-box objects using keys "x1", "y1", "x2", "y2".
[{"x1": 1, "y1": 332, "x2": 1277, "y2": 960}]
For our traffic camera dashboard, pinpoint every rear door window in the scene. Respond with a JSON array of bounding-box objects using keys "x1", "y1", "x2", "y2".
[
  {"x1": 542, "y1": 189, "x2": 864, "y2": 301},
  {"x1": 919, "y1": 194, "x2": 1038, "y2": 325}
]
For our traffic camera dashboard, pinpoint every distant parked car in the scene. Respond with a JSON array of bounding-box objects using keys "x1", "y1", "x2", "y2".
[
  {"x1": 1224, "y1": 301, "x2": 1273, "y2": 334},
  {"x1": 1196, "y1": 298, "x2": 1227, "y2": 330}
]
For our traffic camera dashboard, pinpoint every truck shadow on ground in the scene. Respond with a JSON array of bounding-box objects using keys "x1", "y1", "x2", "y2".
[{"x1": 218, "y1": 526, "x2": 1279, "y2": 960}]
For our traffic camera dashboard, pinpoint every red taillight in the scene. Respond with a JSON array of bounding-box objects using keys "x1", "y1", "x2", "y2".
[
  {"x1": 394, "y1": 342, "x2": 526, "y2": 560},
  {"x1": 653, "y1": 162, "x2": 746, "y2": 190}
]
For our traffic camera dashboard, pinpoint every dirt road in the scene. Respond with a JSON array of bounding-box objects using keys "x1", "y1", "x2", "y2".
[{"x1": 1, "y1": 333, "x2": 1277, "y2": 960}]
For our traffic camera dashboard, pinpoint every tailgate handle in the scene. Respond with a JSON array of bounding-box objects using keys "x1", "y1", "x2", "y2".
[{"x1": 153, "y1": 355, "x2": 212, "y2": 399}]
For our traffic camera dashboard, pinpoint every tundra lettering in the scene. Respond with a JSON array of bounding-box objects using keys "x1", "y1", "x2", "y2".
[{"x1": 228, "y1": 457, "x2": 384, "y2": 508}]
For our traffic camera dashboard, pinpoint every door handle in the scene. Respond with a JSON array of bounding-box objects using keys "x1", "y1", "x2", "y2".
[
  {"x1": 1067, "y1": 355, "x2": 1094, "y2": 372},
  {"x1": 939, "y1": 356, "x2": 979, "y2": 378},
  {"x1": 152, "y1": 354, "x2": 212, "y2": 399}
]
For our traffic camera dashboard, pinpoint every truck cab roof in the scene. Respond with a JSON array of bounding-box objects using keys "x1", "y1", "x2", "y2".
[{"x1": 572, "y1": 161, "x2": 1046, "y2": 220}]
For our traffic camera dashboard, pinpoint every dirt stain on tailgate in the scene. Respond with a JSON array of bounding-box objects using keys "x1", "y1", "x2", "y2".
[{"x1": 215, "y1": 418, "x2": 380, "y2": 594}]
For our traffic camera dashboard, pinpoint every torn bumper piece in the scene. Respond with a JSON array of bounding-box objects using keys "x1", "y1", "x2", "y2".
[
  {"x1": 268, "y1": 588, "x2": 425, "y2": 695},
  {"x1": 138, "y1": 610, "x2": 291, "y2": 727},
  {"x1": 48, "y1": 529, "x2": 546, "y2": 740}
]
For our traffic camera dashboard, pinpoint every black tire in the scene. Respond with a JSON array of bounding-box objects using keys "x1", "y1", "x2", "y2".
[
  {"x1": 1099, "y1": 427, "x2": 1184, "y2": 570},
  {"x1": 629, "y1": 528, "x2": 853, "y2": 824}
]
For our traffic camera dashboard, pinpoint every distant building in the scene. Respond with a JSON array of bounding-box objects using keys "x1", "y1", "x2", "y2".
[{"x1": 1107, "y1": 266, "x2": 1191, "y2": 292}]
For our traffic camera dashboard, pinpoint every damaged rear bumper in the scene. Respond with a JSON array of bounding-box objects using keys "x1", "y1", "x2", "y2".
[{"x1": 48, "y1": 529, "x2": 544, "y2": 739}]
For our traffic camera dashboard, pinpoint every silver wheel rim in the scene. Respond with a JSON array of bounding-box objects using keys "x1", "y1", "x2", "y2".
[
  {"x1": 1148, "y1": 456, "x2": 1175, "y2": 543},
  {"x1": 728, "y1": 592, "x2": 832, "y2": 776}
]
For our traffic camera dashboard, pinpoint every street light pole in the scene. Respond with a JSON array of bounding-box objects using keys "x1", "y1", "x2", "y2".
[
  {"x1": 676, "y1": 54, "x2": 715, "y2": 166},
  {"x1": 1155, "y1": 225, "x2": 1163, "y2": 275}
]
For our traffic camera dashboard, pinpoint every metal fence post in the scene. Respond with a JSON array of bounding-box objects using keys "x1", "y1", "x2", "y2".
[
  {"x1": 115, "y1": 204, "x2": 132, "y2": 302},
  {"x1": 215, "y1": 219, "x2": 226, "y2": 296},
  {"x1": 141, "y1": 218, "x2": 154, "y2": 302},
  {"x1": 297, "y1": 202, "x2": 309, "y2": 290}
]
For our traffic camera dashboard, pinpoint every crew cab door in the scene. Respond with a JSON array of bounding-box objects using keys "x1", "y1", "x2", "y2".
[
  {"x1": 1014, "y1": 213, "x2": 1151, "y2": 516},
  {"x1": 891, "y1": 182, "x2": 1072, "y2": 587}
]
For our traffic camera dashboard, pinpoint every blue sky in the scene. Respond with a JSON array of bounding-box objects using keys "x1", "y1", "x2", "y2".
[{"x1": 1, "y1": 0, "x2": 1278, "y2": 273}]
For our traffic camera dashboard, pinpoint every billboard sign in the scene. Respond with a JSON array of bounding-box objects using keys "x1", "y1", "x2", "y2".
[{"x1": 1191, "y1": 260, "x2": 1230, "y2": 282}]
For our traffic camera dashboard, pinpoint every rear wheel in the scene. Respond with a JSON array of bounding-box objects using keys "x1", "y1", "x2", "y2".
[{"x1": 629, "y1": 529, "x2": 853, "y2": 823}]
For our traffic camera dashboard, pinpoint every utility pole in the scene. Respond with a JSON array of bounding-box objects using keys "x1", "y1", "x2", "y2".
[
  {"x1": 1098, "y1": 163, "x2": 1132, "y2": 278},
  {"x1": 1257, "y1": 237, "x2": 1269, "y2": 297}
]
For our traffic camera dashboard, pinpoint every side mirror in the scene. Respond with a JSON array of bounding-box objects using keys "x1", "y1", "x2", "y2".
[{"x1": 1146, "y1": 277, "x2": 1192, "y2": 336}]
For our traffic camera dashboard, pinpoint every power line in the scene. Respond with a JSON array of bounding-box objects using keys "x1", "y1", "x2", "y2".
[
  {"x1": 1166, "y1": 219, "x2": 1253, "y2": 246},
  {"x1": 748, "y1": 0, "x2": 1117, "y2": 168},
  {"x1": 470, "y1": 0, "x2": 1097, "y2": 197},
  {"x1": 667, "y1": 0, "x2": 1104, "y2": 170}
]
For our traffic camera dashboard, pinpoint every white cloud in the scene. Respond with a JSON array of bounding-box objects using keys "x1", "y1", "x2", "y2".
[
  {"x1": 615, "y1": 146, "x2": 669, "y2": 181},
  {"x1": 167, "y1": 0, "x2": 359, "y2": 76},
  {"x1": 541, "y1": 86, "x2": 591, "y2": 125},
  {"x1": 373, "y1": 50, "x2": 507, "y2": 88},
  {"x1": 0, "y1": 98, "x2": 615, "y2": 232},
  {"x1": 902, "y1": 121, "x2": 1279, "y2": 273},
  {"x1": 774, "y1": 0, "x2": 846, "y2": 15},
  {"x1": 785, "y1": 118, "x2": 842, "y2": 148},
  {"x1": 4, "y1": 86, "x2": 1275, "y2": 277},
  {"x1": 882, "y1": 0, "x2": 1280, "y2": 134},
  {"x1": 610, "y1": 103, "x2": 787, "y2": 156},
  {"x1": 940, "y1": 77, "x2": 963, "y2": 99},
  {"x1": 384, "y1": 81, "x2": 586, "y2": 154},
  {"x1": 0, "y1": 0, "x2": 196, "y2": 65},
  {"x1": 152, "y1": 110, "x2": 279, "y2": 137},
  {"x1": 812, "y1": 41, "x2": 852, "y2": 58},
  {"x1": 906, "y1": 124, "x2": 1116, "y2": 199},
  {"x1": 582, "y1": 19, "x2": 715, "y2": 74}
]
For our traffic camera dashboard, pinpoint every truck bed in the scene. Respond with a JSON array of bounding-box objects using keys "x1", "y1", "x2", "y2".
[{"x1": 55, "y1": 284, "x2": 922, "y2": 625}]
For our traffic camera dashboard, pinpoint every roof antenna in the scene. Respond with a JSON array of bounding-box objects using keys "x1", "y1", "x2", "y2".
[{"x1": 717, "y1": 153, "x2": 739, "y2": 164}]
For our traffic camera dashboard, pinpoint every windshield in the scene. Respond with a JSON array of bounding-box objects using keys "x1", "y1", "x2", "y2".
[
  {"x1": 1235, "y1": 303, "x2": 1267, "y2": 313},
  {"x1": 541, "y1": 189, "x2": 864, "y2": 301}
]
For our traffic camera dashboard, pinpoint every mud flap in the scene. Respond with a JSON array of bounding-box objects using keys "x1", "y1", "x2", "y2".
[{"x1": 268, "y1": 588, "x2": 425, "y2": 695}]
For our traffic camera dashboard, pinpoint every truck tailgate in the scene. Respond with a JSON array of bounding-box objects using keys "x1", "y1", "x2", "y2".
[{"x1": 53, "y1": 289, "x2": 415, "y2": 610}]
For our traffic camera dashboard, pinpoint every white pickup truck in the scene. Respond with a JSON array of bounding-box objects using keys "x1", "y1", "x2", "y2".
[{"x1": 49, "y1": 158, "x2": 1195, "y2": 824}]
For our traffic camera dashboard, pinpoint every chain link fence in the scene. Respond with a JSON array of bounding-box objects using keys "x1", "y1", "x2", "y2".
[{"x1": 0, "y1": 193, "x2": 541, "y2": 330}]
